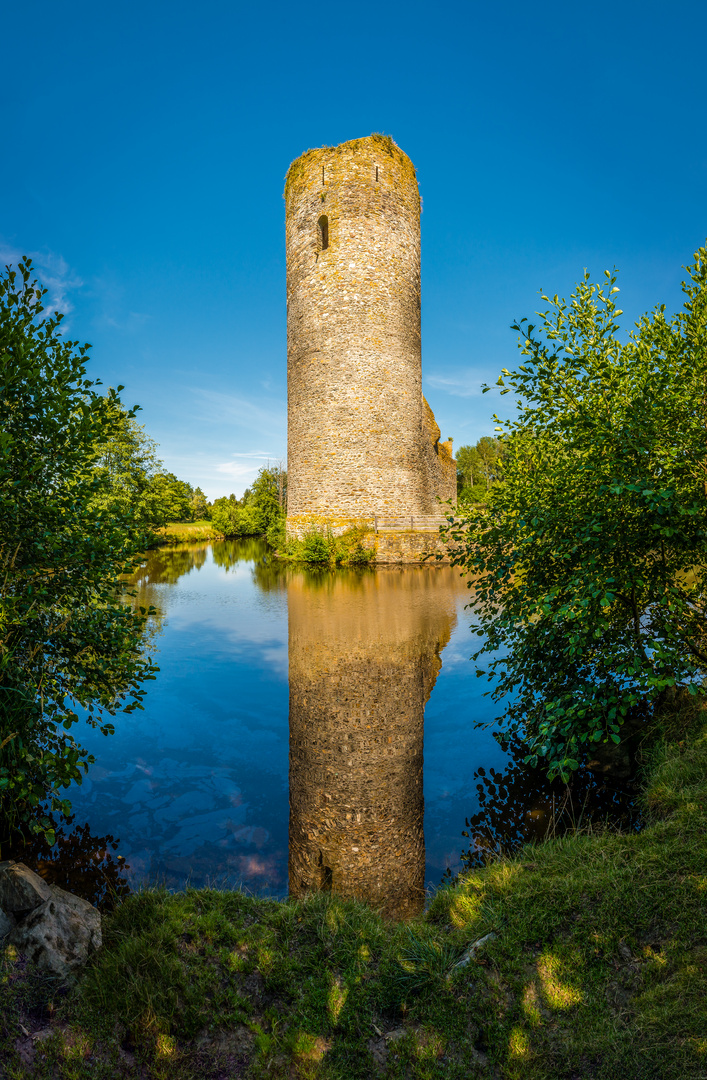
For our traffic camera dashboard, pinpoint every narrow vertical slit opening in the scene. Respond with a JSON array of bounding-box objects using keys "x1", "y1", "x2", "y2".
[{"x1": 318, "y1": 215, "x2": 329, "y2": 251}]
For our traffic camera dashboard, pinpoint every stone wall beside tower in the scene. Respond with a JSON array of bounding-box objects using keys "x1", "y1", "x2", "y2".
[{"x1": 285, "y1": 134, "x2": 455, "y2": 529}]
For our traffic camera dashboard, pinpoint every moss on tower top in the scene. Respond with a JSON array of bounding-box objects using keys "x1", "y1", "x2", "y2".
[{"x1": 283, "y1": 133, "x2": 416, "y2": 201}]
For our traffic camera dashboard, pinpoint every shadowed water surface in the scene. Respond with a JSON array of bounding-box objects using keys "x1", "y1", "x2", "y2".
[{"x1": 22, "y1": 540, "x2": 637, "y2": 913}]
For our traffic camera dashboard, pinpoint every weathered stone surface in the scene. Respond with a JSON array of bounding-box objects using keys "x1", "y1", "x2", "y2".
[
  {"x1": 0, "y1": 905, "x2": 16, "y2": 938},
  {"x1": 0, "y1": 860, "x2": 52, "y2": 914},
  {"x1": 373, "y1": 527, "x2": 451, "y2": 565},
  {"x1": 9, "y1": 884, "x2": 101, "y2": 979},
  {"x1": 285, "y1": 135, "x2": 456, "y2": 530},
  {"x1": 285, "y1": 515, "x2": 454, "y2": 564}
]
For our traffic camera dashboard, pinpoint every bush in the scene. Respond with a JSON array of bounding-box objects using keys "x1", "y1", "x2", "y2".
[
  {"x1": 0, "y1": 258, "x2": 156, "y2": 845},
  {"x1": 211, "y1": 468, "x2": 286, "y2": 539},
  {"x1": 301, "y1": 531, "x2": 333, "y2": 564},
  {"x1": 210, "y1": 501, "x2": 260, "y2": 537},
  {"x1": 285, "y1": 526, "x2": 375, "y2": 567},
  {"x1": 265, "y1": 516, "x2": 286, "y2": 550},
  {"x1": 458, "y1": 483, "x2": 491, "y2": 505},
  {"x1": 445, "y1": 247, "x2": 707, "y2": 781}
]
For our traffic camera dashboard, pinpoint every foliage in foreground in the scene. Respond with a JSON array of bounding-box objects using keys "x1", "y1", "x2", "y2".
[
  {"x1": 444, "y1": 246, "x2": 707, "y2": 780},
  {"x1": 1, "y1": 715, "x2": 706, "y2": 1078},
  {"x1": 0, "y1": 259, "x2": 157, "y2": 848}
]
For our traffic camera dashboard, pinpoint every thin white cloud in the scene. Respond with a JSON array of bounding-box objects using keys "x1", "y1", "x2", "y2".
[
  {"x1": 215, "y1": 451, "x2": 285, "y2": 482},
  {"x1": 215, "y1": 461, "x2": 264, "y2": 479},
  {"x1": 0, "y1": 243, "x2": 82, "y2": 318},
  {"x1": 190, "y1": 388, "x2": 286, "y2": 439},
  {"x1": 90, "y1": 274, "x2": 151, "y2": 333},
  {"x1": 103, "y1": 310, "x2": 151, "y2": 332},
  {"x1": 224, "y1": 451, "x2": 282, "y2": 460},
  {"x1": 147, "y1": 448, "x2": 286, "y2": 501},
  {"x1": 425, "y1": 373, "x2": 484, "y2": 398}
]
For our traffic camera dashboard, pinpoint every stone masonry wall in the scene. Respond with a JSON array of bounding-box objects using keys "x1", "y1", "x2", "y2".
[
  {"x1": 373, "y1": 529, "x2": 451, "y2": 565},
  {"x1": 285, "y1": 135, "x2": 455, "y2": 525},
  {"x1": 287, "y1": 567, "x2": 458, "y2": 919}
]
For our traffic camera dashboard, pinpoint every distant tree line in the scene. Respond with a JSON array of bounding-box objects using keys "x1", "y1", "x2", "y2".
[
  {"x1": 455, "y1": 436, "x2": 504, "y2": 503},
  {"x1": 210, "y1": 464, "x2": 286, "y2": 543},
  {"x1": 94, "y1": 402, "x2": 287, "y2": 542},
  {"x1": 91, "y1": 402, "x2": 212, "y2": 530}
]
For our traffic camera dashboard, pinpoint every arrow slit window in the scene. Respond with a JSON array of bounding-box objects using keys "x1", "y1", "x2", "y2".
[{"x1": 318, "y1": 215, "x2": 329, "y2": 251}]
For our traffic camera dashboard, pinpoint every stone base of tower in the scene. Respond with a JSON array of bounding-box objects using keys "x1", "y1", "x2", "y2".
[
  {"x1": 371, "y1": 526, "x2": 451, "y2": 564},
  {"x1": 284, "y1": 513, "x2": 454, "y2": 564},
  {"x1": 285, "y1": 513, "x2": 375, "y2": 541}
]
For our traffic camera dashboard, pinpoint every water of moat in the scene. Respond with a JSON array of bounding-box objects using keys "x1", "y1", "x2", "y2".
[{"x1": 23, "y1": 539, "x2": 639, "y2": 917}]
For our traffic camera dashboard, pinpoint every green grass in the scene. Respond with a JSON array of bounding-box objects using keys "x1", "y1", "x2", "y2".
[
  {"x1": 152, "y1": 520, "x2": 220, "y2": 545},
  {"x1": 2, "y1": 716, "x2": 707, "y2": 1078}
]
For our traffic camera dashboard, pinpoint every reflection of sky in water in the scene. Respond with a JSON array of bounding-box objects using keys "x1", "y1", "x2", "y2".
[
  {"x1": 67, "y1": 542, "x2": 511, "y2": 896},
  {"x1": 70, "y1": 544, "x2": 290, "y2": 894}
]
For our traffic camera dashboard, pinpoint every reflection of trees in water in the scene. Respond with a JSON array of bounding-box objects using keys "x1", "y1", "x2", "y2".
[
  {"x1": 459, "y1": 735, "x2": 641, "y2": 871},
  {"x1": 250, "y1": 554, "x2": 292, "y2": 592},
  {"x1": 249, "y1": 550, "x2": 378, "y2": 594},
  {"x1": 211, "y1": 537, "x2": 270, "y2": 570},
  {"x1": 125, "y1": 538, "x2": 377, "y2": 598},
  {"x1": 4, "y1": 815, "x2": 131, "y2": 909},
  {"x1": 123, "y1": 541, "x2": 276, "y2": 642},
  {"x1": 253, "y1": 561, "x2": 378, "y2": 594},
  {"x1": 130, "y1": 544, "x2": 210, "y2": 587}
]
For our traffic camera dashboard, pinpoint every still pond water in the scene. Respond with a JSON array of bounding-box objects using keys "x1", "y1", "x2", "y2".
[{"x1": 47, "y1": 540, "x2": 636, "y2": 917}]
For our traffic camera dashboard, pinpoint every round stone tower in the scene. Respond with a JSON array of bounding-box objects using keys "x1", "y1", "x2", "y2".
[{"x1": 286, "y1": 134, "x2": 447, "y2": 524}]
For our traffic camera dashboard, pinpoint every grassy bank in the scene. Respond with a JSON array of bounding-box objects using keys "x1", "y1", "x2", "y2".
[
  {"x1": 2, "y1": 718, "x2": 706, "y2": 1079},
  {"x1": 152, "y1": 520, "x2": 221, "y2": 545}
]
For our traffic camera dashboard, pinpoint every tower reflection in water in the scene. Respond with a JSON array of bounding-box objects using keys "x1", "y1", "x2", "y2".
[{"x1": 288, "y1": 566, "x2": 459, "y2": 919}]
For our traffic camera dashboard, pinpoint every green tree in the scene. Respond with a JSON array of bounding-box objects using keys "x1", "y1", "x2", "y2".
[
  {"x1": 90, "y1": 402, "x2": 199, "y2": 533},
  {"x1": 211, "y1": 498, "x2": 246, "y2": 536},
  {"x1": 0, "y1": 258, "x2": 157, "y2": 846},
  {"x1": 211, "y1": 467, "x2": 286, "y2": 538},
  {"x1": 249, "y1": 466, "x2": 285, "y2": 534},
  {"x1": 456, "y1": 437, "x2": 503, "y2": 502},
  {"x1": 149, "y1": 471, "x2": 193, "y2": 525},
  {"x1": 190, "y1": 486, "x2": 210, "y2": 520},
  {"x1": 445, "y1": 247, "x2": 707, "y2": 780},
  {"x1": 476, "y1": 435, "x2": 503, "y2": 489},
  {"x1": 456, "y1": 443, "x2": 484, "y2": 493},
  {"x1": 89, "y1": 399, "x2": 162, "y2": 531}
]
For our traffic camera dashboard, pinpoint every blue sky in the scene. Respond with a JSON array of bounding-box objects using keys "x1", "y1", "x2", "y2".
[{"x1": 3, "y1": 1, "x2": 706, "y2": 499}]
